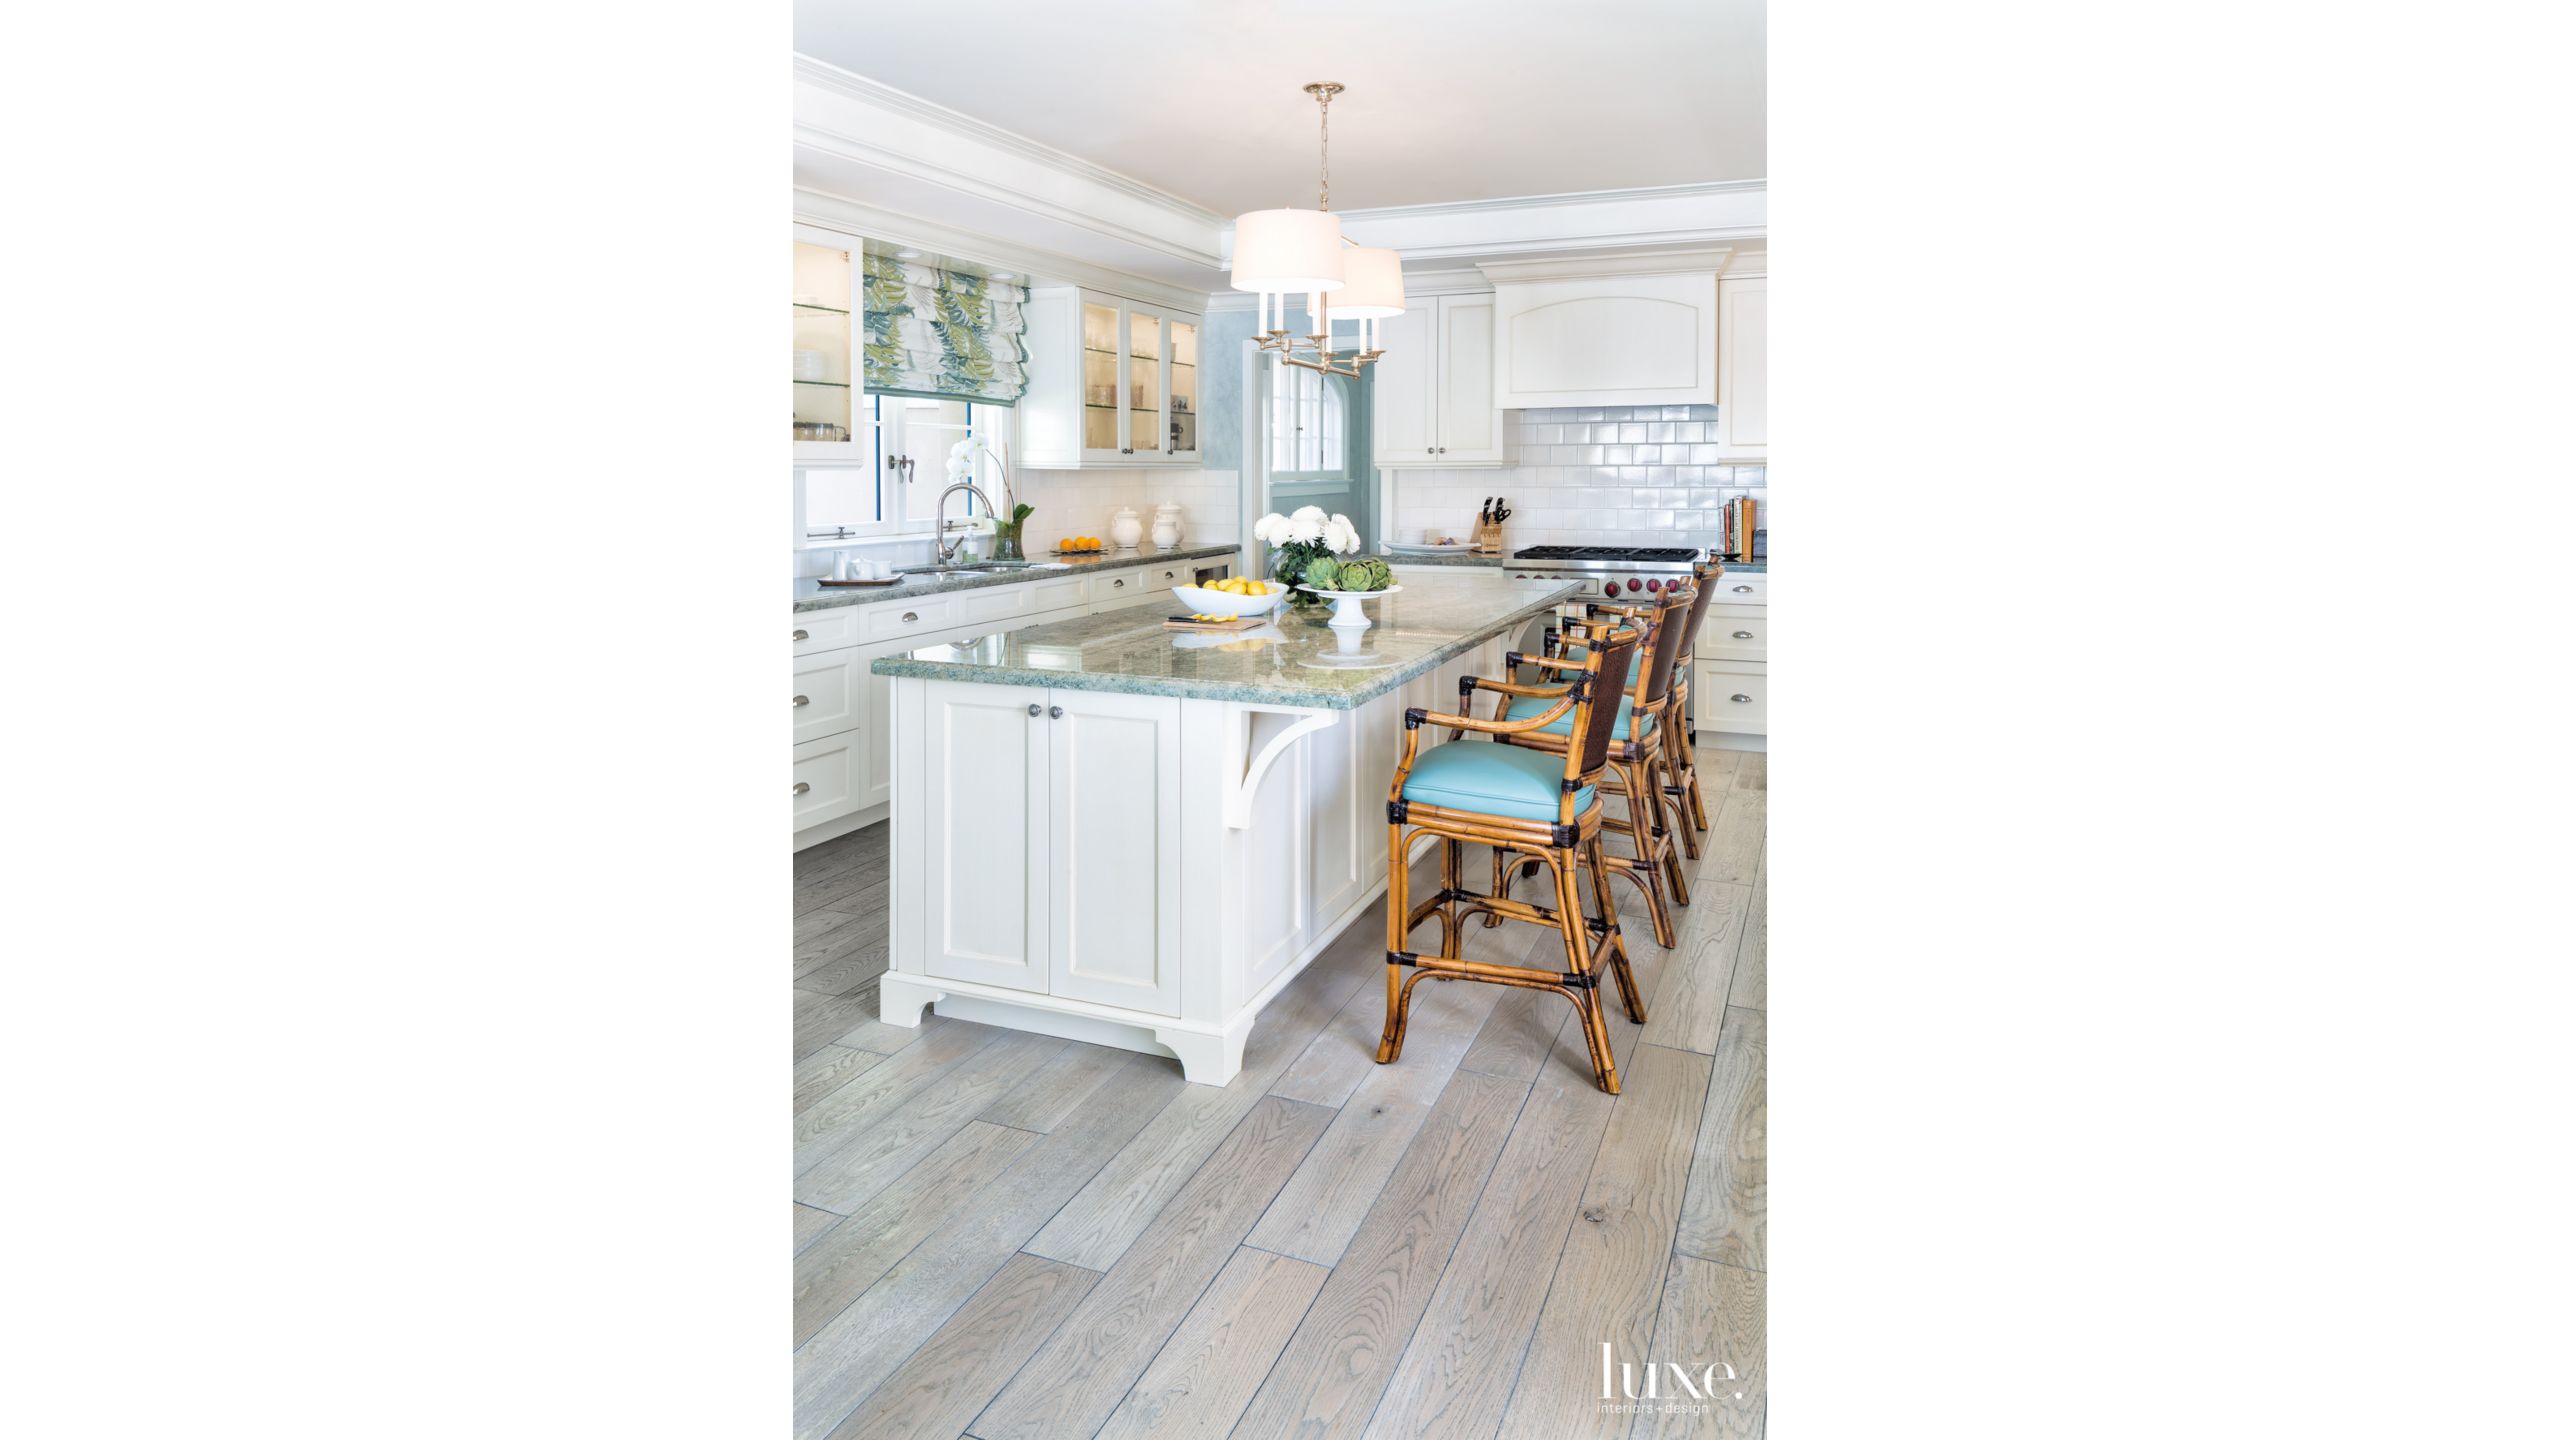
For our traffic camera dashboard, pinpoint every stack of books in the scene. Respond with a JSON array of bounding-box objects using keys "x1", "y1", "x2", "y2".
[{"x1": 1721, "y1": 497, "x2": 1759, "y2": 563}]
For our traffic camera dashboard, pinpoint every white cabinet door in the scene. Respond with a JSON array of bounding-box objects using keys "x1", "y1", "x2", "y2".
[
  {"x1": 920, "y1": 680, "x2": 1051, "y2": 992},
  {"x1": 1372, "y1": 299, "x2": 1437, "y2": 465},
  {"x1": 1695, "y1": 659, "x2": 1768, "y2": 735},
  {"x1": 792, "y1": 730, "x2": 863, "y2": 832},
  {"x1": 1045, "y1": 688, "x2": 1182, "y2": 1016},
  {"x1": 1306, "y1": 709, "x2": 1365, "y2": 935},
  {"x1": 792, "y1": 646, "x2": 862, "y2": 744},
  {"x1": 1435, "y1": 293, "x2": 1506, "y2": 465},
  {"x1": 1716, "y1": 273, "x2": 1768, "y2": 462},
  {"x1": 1492, "y1": 271, "x2": 1719, "y2": 409}
]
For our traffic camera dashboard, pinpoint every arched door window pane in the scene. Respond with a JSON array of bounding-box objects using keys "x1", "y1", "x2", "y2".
[{"x1": 1270, "y1": 366, "x2": 1345, "y2": 479}]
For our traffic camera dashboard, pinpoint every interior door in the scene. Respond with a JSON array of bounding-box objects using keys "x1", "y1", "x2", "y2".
[
  {"x1": 921, "y1": 679, "x2": 1051, "y2": 992},
  {"x1": 1045, "y1": 688, "x2": 1181, "y2": 1015},
  {"x1": 1371, "y1": 298, "x2": 1436, "y2": 465},
  {"x1": 1435, "y1": 293, "x2": 1504, "y2": 464}
]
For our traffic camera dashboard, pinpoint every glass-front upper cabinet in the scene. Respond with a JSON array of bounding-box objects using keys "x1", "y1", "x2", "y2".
[
  {"x1": 1020, "y1": 286, "x2": 1205, "y2": 469},
  {"x1": 1167, "y1": 318, "x2": 1199, "y2": 458},
  {"x1": 791, "y1": 233, "x2": 863, "y2": 462}
]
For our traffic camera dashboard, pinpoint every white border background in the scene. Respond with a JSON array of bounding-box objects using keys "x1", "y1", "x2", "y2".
[{"x1": 5, "y1": 1, "x2": 2557, "y2": 1434}]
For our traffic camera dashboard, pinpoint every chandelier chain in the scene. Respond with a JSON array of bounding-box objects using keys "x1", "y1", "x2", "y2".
[{"x1": 1317, "y1": 90, "x2": 1330, "y2": 212}]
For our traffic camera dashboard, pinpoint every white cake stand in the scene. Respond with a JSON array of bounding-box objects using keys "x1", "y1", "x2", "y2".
[{"x1": 1293, "y1": 584, "x2": 1404, "y2": 631}]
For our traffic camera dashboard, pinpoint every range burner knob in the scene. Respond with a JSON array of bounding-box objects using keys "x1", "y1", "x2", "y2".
[
  {"x1": 1645, "y1": 578, "x2": 1662, "y2": 593},
  {"x1": 1603, "y1": 581, "x2": 1620, "y2": 597},
  {"x1": 1664, "y1": 578, "x2": 1683, "y2": 593}
]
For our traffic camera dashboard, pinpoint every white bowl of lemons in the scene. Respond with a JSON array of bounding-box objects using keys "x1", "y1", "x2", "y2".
[{"x1": 1173, "y1": 576, "x2": 1285, "y2": 619}]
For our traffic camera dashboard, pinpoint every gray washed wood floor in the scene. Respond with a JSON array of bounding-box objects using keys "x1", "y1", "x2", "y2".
[{"x1": 792, "y1": 747, "x2": 1768, "y2": 1440}]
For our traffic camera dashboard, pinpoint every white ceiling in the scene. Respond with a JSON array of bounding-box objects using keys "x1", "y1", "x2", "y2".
[{"x1": 793, "y1": 0, "x2": 1765, "y2": 216}]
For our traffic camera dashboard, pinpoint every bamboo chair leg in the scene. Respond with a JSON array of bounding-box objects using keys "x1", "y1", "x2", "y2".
[
  {"x1": 1379, "y1": 823, "x2": 1416, "y2": 1065},
  {"x1": 1486, "y1": 845, "x2": 1509, "y2": 928},
  {"x1": 1440, "y1": 836, "x2": 1464, "y2": 960},
  {"x1": 1610, "y1": 760, "x2": 1679, "y2": 949},
  {"x1": 1650, "y1": 753, "x2": 1692, "y2": 907},
  {"x1": 1553, "y1": 843, "x2": 1621, "y2": 1094},
  {"x1": 1678, "y1": 708, "x2": 1713, "y2": 834},
  {"x1": 1588, "y1": 830, "x2": 1647, "y2": 1024},
  {"x1": 1663, "y1": 716, "x2": 1703, "y2": 862}
]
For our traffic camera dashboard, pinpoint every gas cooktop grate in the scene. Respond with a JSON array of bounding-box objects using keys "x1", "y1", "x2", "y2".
[{"x1": 1507, "y1": 545, "x2": 1702, "y2": 563}]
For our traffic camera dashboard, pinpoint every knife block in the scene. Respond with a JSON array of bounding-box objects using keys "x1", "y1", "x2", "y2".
[{"x1": 1468, "y1": 516, "x2": 1505, "y2": 552}]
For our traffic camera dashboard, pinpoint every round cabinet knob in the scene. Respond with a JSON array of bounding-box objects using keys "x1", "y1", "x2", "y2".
[
  {"x1": 792, "y1": 695, "x2": 810, "y2": 707},
  {"x1": 1729, "y1": 693, "x2": 1754, "y2": 704},
  {"x1": 1049, "y1": 705, "x2": 1064, "y2": 718},
  {"x1": 1731, "y1": 629, "x2": 1755, "y2": 640},
  {"x1": 792, "y1": 629, "x2": 809, "y2": 642},
  {"x1": 792, "y1": 781, "x2": 812, "y2": 796},
  {"x1": 1603, "y1": 582, "x2": 1620, "y2": 597},
  {"x1": 1028, "y1": 703, "x2": 1041, "y2": 716}
]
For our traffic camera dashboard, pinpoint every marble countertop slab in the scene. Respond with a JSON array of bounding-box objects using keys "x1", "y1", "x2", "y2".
[
  {"x1": 1380, "y1": 548, "x2": 1504, "y2": 567},
  {"x1": 871, "y1": 571, "x2": 1588, "y2": 710},
  {"x1": 792, "y1": 543, "x2": 1241, "y2": 614}
]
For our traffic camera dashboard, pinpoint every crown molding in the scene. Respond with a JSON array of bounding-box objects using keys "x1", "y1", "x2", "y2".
[
  {"x1": 792, "y1": 56, "x2": 1225, "y2": 285},
  {"x1": 794, "y1": 190, "x2": 1209, "y2": 313},
  {"x1": 1332, "y1": 178, "x2": 1767, "y2": 224},
  {"x1": 793, "y1": 56, "x2": 1226, "y2": 230},
  {"x1": 1474, "y1": 245, "x2": 1736, "y2": 284}
]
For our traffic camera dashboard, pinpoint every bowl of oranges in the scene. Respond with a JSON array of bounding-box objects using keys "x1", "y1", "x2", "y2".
[
  {"x1": 1172, "y1": 576, "x2": 1286, "y2": 619},
  {"x1": 1054, "y1": 536, "x2": 1108, "y2": 554}
]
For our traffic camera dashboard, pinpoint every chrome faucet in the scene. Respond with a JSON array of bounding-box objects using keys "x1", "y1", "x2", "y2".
[{"x1": 935, "y1": 481, "x2": 993, "y2": 562}]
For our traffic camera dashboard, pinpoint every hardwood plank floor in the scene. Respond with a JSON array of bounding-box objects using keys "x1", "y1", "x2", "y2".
[
  {"x1": 1089, "y1": 1245, "x2": 1329, "y2": 1440},
  {"x1": 825, "y1": 1253, "x2": 1100, "y2": 1440},
  {"x1": 791, "y1": 748, "x2": 1770, "y2": 1440},
  {"x1": 1672, "y1": 1006, "x2": 1767, "y2": 1272},
  {"x1": 970, "y1": 1096, "x2": 1332, "y2": 1440}
]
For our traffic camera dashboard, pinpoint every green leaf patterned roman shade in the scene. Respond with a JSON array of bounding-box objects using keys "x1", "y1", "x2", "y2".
[{"x1": 862, "y1": 253, "x2": 1030, "y2": 406}]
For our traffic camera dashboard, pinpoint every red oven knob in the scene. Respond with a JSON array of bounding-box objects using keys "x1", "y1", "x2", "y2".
[
  {"x1": 1664, "y1": 577, "x2": 1682, "y2": 592},
  {"x1": 1645, "y1": 578, "x2": 1662, "y2": 593},
  {"x1": 1603, "y1": 581, "x2": 1620, "y2": 597}
]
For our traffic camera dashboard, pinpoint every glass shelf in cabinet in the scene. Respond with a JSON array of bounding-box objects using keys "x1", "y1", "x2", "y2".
[{"x1": 793, "y1": 302, "x2": 850, "y2": 315}]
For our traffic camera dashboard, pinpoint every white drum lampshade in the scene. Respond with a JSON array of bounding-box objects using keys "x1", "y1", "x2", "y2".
[
  {"x1": 1327, "y1": 246, "x2": 1406, "y2": 318},
  {"x1": 1230, "y1": 208, "x2": 1345, "y2": 293}
]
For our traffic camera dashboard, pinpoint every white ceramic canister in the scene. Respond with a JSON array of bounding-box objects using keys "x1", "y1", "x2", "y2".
[
  {"x1": 1151, "y1": 502, "x2": 1183, "y2": 548},
  {"x1": 1110, "y1": 506, "x2": 1144, "y2": 550}
]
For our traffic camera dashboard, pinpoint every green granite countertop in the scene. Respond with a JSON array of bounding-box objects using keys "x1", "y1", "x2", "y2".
[
  {"x1": 1383, "y1": 548, "x2": 1503, "y2": 567},
  {"x1": 792, "y1": 543, "x2": 1240, "y2": 614},
  {"x1": 871, "y1": 571, "x2": 1588, "y2": 709}
]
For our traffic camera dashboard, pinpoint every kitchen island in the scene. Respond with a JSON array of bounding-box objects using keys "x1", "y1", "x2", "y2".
[{"x1": 871, "y1": 570, "x2": 1585, "y2": 1083}]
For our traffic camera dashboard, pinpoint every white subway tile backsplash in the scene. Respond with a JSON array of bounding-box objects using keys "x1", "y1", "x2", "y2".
[{"x1": 1385, "y1": 403, "x2": 1767, "y2": 554}]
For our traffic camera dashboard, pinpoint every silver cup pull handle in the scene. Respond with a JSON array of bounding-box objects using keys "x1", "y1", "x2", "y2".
[
  {"x1": 1730, "y1": 630, "x2": 1754, "y2": 640},
  {"x1": 792, "y1": 629, "x2": 809, "y2": 641},
  {"x1": 793, "y1": 695, "x2": 810, "y2": 707},
  {"x1": 792, "y1": 781, "x2": 812, "y2": 796},
  {"x1": 1729, "y1": 694, "x2": 1754, "y2": 704}
]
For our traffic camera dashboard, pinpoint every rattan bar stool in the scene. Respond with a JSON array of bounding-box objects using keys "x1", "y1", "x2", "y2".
[
  {"x1": 1377, "y1": 622, "x2": 1646, "y2": 1094},
  {"x1": 1479, "y1": 585, "x2": 1700, "y2": 949},
  {"x1": 1660, "y1": 561, "x2": 1724, "y2": 850}
]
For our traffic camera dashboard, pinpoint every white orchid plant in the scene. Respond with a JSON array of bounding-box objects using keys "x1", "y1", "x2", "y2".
[{"x1": 1255, "y1": 506, "x2": 1361, "y2": 605}]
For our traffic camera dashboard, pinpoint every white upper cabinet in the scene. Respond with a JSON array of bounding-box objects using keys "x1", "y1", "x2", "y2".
[
  {"x1": 1480, "y1": 247, "x2": 1732, "y2": 411},
  {"x1": 1716, "y1": 259, "x2": 1768, "y2": 463},
  {"x1": 792, "y1": 229, "x2": 866, "y2": 464},
  {"x1": 1373, "y1": 292, "x2": 1510, "y2": 469},
  {"x1": 1021, "y1": 286, "x2": 1202, "y2": 468}
]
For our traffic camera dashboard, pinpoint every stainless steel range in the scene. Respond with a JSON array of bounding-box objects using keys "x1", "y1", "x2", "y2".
[{"x1": 1502, "y1": 544, "x2": 1706, "y2": 600}]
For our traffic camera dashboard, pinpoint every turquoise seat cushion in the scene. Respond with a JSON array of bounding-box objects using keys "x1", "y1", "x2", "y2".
[
  {"x1": 1533, "y1": 695, "x2": 1654, "y2": 740},
  {"x1": 1399, "y1": 741, "x2": 1600, "y2": 823}
]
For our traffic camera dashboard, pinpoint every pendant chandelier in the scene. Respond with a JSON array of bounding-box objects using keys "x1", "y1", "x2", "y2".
[{"x1": 1230, "y1": 83, "x2": 1405, "y2": 380}]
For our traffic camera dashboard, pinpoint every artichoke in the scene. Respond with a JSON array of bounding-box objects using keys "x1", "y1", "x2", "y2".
[
  {"x1": 1302, "y1": 554, "x2": 1344, "y2": 591},
  {"x1": 1339, "y1": 556, "x2": 1396, "y2": 592}
]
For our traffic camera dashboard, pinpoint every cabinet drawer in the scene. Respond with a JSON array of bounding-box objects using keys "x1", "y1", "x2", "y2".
[
  {"x1": 1089, "y1": 569, "x2": 1148, "y2": 606},
  {"x1": 959, "y1": 574, "x2": 1088, "y2": 626},
  {"x1": 1136, "y1": 562, "x2": 1188, "y2": 593},
  {"x1": 792, "y1": 609, "x2": 859, "y2": 655},
  {"x1": 1698, "y1": 605, "x2": 1767, "y2": 660},
  {"x1": 1708, "y1": 574, "x2": 1769, "y2": 605},
  {"x1": 1695, "y1": 660, "x2": 1768, "y2": 733},
  {"x1": 792, "y1": 731, "x2": 863, "y2": 831},
  {"x1": 793, "y1": 647, "x2": 862, "y2": 743},
  {"x1": 862, "y1": 594, "x2": 959, "y2": 640}
]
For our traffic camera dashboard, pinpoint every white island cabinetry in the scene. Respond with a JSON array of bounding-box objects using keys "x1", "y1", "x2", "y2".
[{"x1": 877, "y1": 575, "x2": 1581, "y2": 1084}]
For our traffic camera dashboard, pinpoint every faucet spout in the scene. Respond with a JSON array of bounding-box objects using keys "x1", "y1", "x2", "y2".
[{"x1": 935, "y1": 482, "x2": 995, "y2": 562}]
